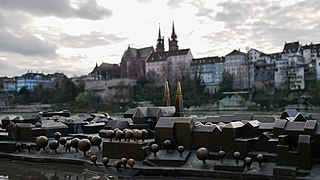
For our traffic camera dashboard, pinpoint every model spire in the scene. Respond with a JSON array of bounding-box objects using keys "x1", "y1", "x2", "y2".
[
  {"x1": 175, "y1": 81, "x2": 183, "y2": 117},
  {"x1": 163, "y1": 81, "x2": 170, "y2": 106}
]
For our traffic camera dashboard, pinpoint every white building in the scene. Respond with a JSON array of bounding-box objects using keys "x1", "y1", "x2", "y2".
[
  {"x1": 225, "y1": 49, "x2": 249, "y2": 90},
  {"x1": 274, "y1": 42, "x2": 305, "y2": 90},
  {"x1": 190, "y1": 56, "x2": 225, "y2": 94},
  {"x1": 16, "y1": 71, "x2": 51, "y2": 92},
  {"x1": 145, "y1": 23, "x2": 193, "y2": 84}
]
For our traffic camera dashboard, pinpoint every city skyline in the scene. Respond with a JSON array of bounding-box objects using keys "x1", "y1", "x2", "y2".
[{"x1": 0, "y1": 0, "x2": 319, "y2": 77}]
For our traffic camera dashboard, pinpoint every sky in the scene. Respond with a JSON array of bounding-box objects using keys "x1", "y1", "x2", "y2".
[{"x1": 0, "y1": 0, "x2": 319, "y2": 77}]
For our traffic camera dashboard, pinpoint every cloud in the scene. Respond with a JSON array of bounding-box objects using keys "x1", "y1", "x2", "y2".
[
  {"x1": 0, "y1": 30, "x2": 57, "y2": 57},
  {"x1": 136, "y1": 0, "x2": 152, "y2": 3},
  {"x1": 0, "y1": 0, "x2": 112, "y2": 20},
  {"x1": 43, "y1": 31, "x2": 128, "y2": 48},
  {"x1": 167, "y1": 0, "x2": 184, "y2": 8},
  {"x1": 202, "y1": 0, "x2": 320, "y2": 54},
  {"x1": 189, "y1": 1, "x2": 214, "y2": 20}
]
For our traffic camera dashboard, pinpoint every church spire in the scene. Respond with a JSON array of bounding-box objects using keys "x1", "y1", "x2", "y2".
[
  {"x1": 158, "y1": 24, "x2": 162, "y2": 40},
  {"x1": 156, "y1": 23, "x2": 165, "y2": 53},
  {"x1": 171, "y1": 21, "x2": 177, "y2": 40},
  {"x1": 168, "y1": 21, "x2": 179, "y2": 51}
]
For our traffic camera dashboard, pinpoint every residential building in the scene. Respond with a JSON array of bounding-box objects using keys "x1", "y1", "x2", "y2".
[
  {"x1": 253, "y1": 53, "x2": 275, "y2": 94},
  {"x1": 16, "y1": 71, "x2": 51, "y2": 92},
  {"x1": 274, "y1": 42, "x2": 305, "y2": 90},
  {"x1": 190, "y1": 56, "x2": 225, "y2": 94},
  {"x1": 120, "y1": 46, "x2": 154, "y2": 79},
  {"x1": 146, "y1": 23, "x2": 193, "y2": 85},
  {"x1": 225, "y1": 49, "x2": 249, "y2": 90},
  {"x1": 2, "y1": 77, "x2": 16, "y2": 92}
]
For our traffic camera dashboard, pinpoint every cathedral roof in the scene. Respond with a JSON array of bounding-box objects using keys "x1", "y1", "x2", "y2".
[{"x1": 146, "y1": 48, "x2": 190, "y2": 62}]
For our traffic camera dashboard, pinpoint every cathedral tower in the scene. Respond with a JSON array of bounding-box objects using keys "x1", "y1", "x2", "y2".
[
  {"x1": 156, "y1": 25, "x2": 165, "y2": 53},
  {"x1": 168, "y1": 22, "x2": 179, "y2": 51}
]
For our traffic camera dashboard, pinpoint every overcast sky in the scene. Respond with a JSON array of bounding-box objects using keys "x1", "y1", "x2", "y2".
[{"x1": 0, "y1": 0, "x2": 319, "y2": 77}]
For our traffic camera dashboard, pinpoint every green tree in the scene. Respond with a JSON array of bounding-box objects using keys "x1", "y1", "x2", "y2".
[{"x1": 219, "y1": 70, "x2": 233, "y2": 93}]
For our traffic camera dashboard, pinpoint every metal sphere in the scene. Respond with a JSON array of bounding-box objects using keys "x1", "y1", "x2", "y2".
[
  {"x1": 218, "y1": 150, "x2": 226, "y2": 159},
  {"x1": 151, "y1": 144, "x2": 159, "y2": 156},
  {"x1": 78, "y1": 139, "x2": 91, "y2": 156},
  {"x1": 106, "y1": 130, "x2": 114, "y2": 141},
  {"x1": 49, "y1": 140, "x2": 59, "y2": 153},
  {"x1": 141, "y1": 129, "x2": 148, "y2": 141},
  {"x1": 196, "y1": 147, "x2": 209, "y2": 162},
  {"x1": 90, "y1": 154, "x2": 97, "y2": 165},
  {"x1": 71, "y1": 138, "x2": 80, "y2": 152},
  {"x1": 177, "y1": 145, "x2": 185, "y2": 156},
  {"x1": 58, "y1": 137, "x2": 67, "y2": 146},
  {"x1": 124, "y1": 130, "x2": 133, "y2": 141},
  {"x1": 115, "y1": 130, "x2": 124, "y2": 142},
  {"x1": 121, "y1": 158, "x2": 127, "y2": 167},
  {"x1": 113, "y1": 160, "x2": 122, "y2": 170},
  {"x1": 256, "y1": 154, "x2": 263, "y2": 162},
  {"x1": 36, "y1": 136, "x2": 48, "y2": 150},
  {"x1": 127, "y1": 158, "x2": 135, "y2": 168},
  {"x1": 53, "y1": 132, "x2": 61, "y2": 141},
  {"x1": 163, "y1": 140, "x2": 172, "y2": 152},
  {"x1": 102, "y1": 157, "x2": 109, "y2": 166},
  {"x1": 91, "y1": 136, "x2": 102, "y2": 147},
  {"x1": 133, "y1": 130, "x2": 142, "y2": 141}
]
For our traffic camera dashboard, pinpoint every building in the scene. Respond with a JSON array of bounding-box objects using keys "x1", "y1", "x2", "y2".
[
  {"x1": 84, "y1": 78, "x2": 136, "y2": 102},
  {"x1": 120, "y1": 46, "x2": 154, "y2": 79},
  {"x1": 190, "y1": 56, "x2": 225, "y2": 94},
  {"x1": 274, "y1": 42, "x2": 305, "y2": 90},
  {"x1": 253, "y1": 53, "x2": 275, "y2": 94},
  {"x1": 88, "y1": 62, "x2": 120, "y2": 80},
  {"x1": 225, "y1": 49, "x2": 249, "y2": 90},
  {"x1": 146, "y1": 23, "x2": 193, "y2": 85},
  {"x1": 15, "y1": 71, "x2": 51, "y2": 92},
  {"x1": 2, "y1": 77, "x2": 17, "y2": 92}
]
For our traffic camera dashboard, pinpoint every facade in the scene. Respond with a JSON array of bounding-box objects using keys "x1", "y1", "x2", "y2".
[
  {"x1": 254, "y1": 54, "x2": 275, "y2": 94},
  {"x1": 225, "y1": 50, "x2": 249, "y2": 90},
  {"x1": 88, "y1": 63, "x2": 120, "y2": 80},
  {"x1": 274, "y1": 42, "x2": 305, "y2": 90},
  {"x1": 146, "y1": 23, "x2": 193, "y2": 85},
  {"x1": 190, "y1": 56, "x2": 225, "y2": 94},
  {"x1": 16, "y1": 71, "x2": 51, "y2": 92},
  {"x1": 2, "y1": 77, "x2": 17, "y2": 92},
  {"x1": 85, "y1": 78, "x2": 136, "y2": 102},
  {"x1": 120, "y1": 46, "x2": 154, "y2": 79}
]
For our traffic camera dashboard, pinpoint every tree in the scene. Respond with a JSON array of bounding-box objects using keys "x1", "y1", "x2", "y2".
[{"x1": 219, "y1": 70, "x2": 233, "y2": 93}]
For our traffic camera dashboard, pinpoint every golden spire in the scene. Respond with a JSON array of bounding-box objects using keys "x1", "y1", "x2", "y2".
[
  {"x1": 175, "y1": 81, "x2": 183, "y2": 117},
  {"x1": 163, "y1": 80, "x2": 170, "y2": 106},
  {"x1": 176, "y1": 81, "x2": 182, "y2": 96}
]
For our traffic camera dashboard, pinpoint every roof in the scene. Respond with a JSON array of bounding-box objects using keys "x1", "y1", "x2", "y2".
[
  {"x1": 146, "y1": 49, "x2": 190, "y2": 62},
  {"x1": 191, "y1": 56, "x2": 225, "y2": 65},
  {"x1": 224, "y1": 121, "x2": 244, "y2": 128},
  {"x1": 269, "y1": 52, "x2": 282, "y2": 59},
  {"x1": 122, "y1": 46, "x2": 154, "y2": 59},
  {"x1": 282, "y1": 41, "x2": 300, "y2": 54},
  {"x1": 155, "y1": 117, "x2": 192, "y2": 128},
  {"x1": 225, "y1": 49, "x2": 247, "y2": 57}
]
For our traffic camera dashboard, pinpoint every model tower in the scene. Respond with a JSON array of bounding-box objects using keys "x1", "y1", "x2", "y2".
[
  {"x1": 163, "y1": 81, "x2": 170, "y2": 106},
  {"x1": 175, "y1": 81, "x2": 183, "y2": 117}
]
